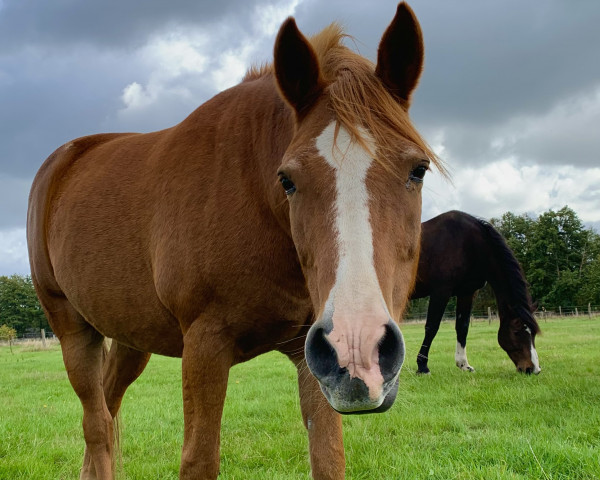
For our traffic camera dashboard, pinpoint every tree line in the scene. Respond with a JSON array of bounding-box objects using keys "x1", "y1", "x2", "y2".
[
  {"x1": 0, "y1": 275, "x2": 49, "y2": 337},
  {"x1": 1, "y1": 205, "x2": 599, "y2": 336},
  {"x1": 491, "y1": 205, "x2": 600, "y2": 310}
]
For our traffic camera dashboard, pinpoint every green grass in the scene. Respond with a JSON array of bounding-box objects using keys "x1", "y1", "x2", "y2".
[{"x1": 1, "y1": 317, "x2": 599, "y2": 479}]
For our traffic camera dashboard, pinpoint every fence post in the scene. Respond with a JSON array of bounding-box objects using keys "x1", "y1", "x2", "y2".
[
  {"x1": 559, "y1": 306, "x2": 562, "y2": 317},
  {"x1": 589, "y1": 303, "x2": 592, "y2": 318},
  {"x1": 488, "y1": 307, "x2": 492, "y2": 325},
  {"x1": 41, "y1": 328, "x2": 46, "y2": 348},
  {"x1": 575, "y1": 307, "x2": 578, "y2": 317}
]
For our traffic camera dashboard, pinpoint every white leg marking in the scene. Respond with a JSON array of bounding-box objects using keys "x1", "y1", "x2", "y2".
[{"x1": 455, "y1": 342, "x2": 474, "y2": 371}]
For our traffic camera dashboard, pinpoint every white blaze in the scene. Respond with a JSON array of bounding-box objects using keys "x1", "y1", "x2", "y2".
[
  {"x1": 530, "y1": 344, "x2": 541, "y2": 374},
  {"x1": 525, "y1": 326, "x2": 541, "y2": 374},
  {"x1": 316, "y1": 122, "x2": 390, "y2": 400}
]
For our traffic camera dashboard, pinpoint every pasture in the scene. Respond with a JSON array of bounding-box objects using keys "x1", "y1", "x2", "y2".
[{"x1": 1, "y1": 317, "x2": 599, "y2": 480}]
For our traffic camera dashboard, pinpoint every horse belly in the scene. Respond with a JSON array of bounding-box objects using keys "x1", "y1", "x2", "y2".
[
  {"x1": 97, "y1": 291, "x2": 182, "y2": 356},
  {"x1": 48, "y1": 225, "x2": 183, "y2": 355},
  {"x1": 61, "y1": 274, "x2": 184, "y2": 357},
  {"x1": 46, "y1": 178, "x2": 184, "y2": 355}
]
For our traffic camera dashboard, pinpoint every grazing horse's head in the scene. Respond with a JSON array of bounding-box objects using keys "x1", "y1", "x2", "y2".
[
  {"x1": 498, "y1": 313, "x2": 541, "y2": 375},
  {"x1": 273, "y1": 3, "x2": 442, "y2": 413}
]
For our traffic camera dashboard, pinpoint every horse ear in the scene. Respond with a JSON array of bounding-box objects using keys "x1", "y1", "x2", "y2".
[
  {"x1": 274, "y1": 18, "x2": 324, "y2": 115},
  {"x1": 375, "y1": 2, "x2": 424, "y2": 109}
]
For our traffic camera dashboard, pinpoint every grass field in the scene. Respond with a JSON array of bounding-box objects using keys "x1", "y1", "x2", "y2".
[{"x1": 1, "y1": 317, "x2": 599, "y2": 479}]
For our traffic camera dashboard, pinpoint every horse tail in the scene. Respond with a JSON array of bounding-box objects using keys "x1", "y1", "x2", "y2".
[
  {"x1": 113, "y1": 403, "x2": 123, "y2": 479},
  {"x1": 102, "y1": 338, "x2": 124, "y2": 479},
  {"x1": 475, "y1": 217, "x2": 541, "y2": 334}
]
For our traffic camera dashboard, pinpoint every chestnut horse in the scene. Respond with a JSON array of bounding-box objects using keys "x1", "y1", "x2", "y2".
[
  {"x1": 411, "y1": 211, "x2": 541, "y2": 375},
  {"x1": 27, "y1": 3, "x2": 442, "y2": 479}
]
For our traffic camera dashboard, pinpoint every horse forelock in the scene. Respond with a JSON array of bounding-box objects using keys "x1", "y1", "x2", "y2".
[
  {"x1": 476, "y1": 218, "x2": 541, "y2": 334},
  {"x1": 245, "y1": 22, "x2": 447, "y2": 178}
]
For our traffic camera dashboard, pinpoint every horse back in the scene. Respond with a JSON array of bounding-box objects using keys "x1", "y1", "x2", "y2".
[{"x1": 412, "y1": 210, "x2": 487, "y2": 299}]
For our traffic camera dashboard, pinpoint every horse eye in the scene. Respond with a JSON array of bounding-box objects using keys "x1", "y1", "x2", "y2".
[
  {"x1": 279, "y1": 176, "x2": 296, "y2": 195},
  {"x1": 410, "y1": 165, "x2": 427, "y2": 182}
]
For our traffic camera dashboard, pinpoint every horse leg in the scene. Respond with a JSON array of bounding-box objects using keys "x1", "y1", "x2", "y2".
[
  {"x1": 48, "y1": 300, "x2": 114, "y2": 480},
  {"x1": 289, "y1": 354, "x2": 345, "y2": 480},
  {"x1": 102, "y1": 341, "x2": 152, "y2": 419},
  {"x1": 179, "y1": 320, "x2": 234, "y2": 480},
  {"x1": 81, "y1": 341, "x2": 152, "y2": 477},
  {"x1": 455, "y1": 294, "x2": 475, "y2": 372},
  {"x1": 416, "y1": 293, "x2": 450, "y2": 374}
]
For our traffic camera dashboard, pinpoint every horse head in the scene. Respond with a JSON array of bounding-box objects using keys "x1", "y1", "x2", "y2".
[
  {"x1": 273, "y1": 3, "x2": 438, "y2": 413},
  {"x1": 498, "y1": 311, "x2": 541, "y2": 375}
]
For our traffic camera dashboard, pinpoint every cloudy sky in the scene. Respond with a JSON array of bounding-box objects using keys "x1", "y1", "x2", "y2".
[{"x1": 1, "y1": 0, "x2": 599, "y2": 275}]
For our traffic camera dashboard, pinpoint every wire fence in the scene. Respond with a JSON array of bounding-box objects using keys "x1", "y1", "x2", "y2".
[
  {"x1": 2, "y1": 304, "x2": 599, "y2": 343},
  {"x1": 404, "y1": 303, "x2": 600, "y2": 324},
  {"x1": 4, "y1": 328, "x2": 57, "y2": 343}
]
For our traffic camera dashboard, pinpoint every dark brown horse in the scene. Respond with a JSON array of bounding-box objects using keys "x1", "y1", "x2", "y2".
[
  {"x1": 27, "y1": 4, "x2": 444, "y2": 479},
  {"x1": 411, "y1": 211, "x2": 541, "y2": 375}
]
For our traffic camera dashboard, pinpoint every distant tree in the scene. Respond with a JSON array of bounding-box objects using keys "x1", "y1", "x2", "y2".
[
  {"x1": 543, "y1": 269, "x2": 581, "y2": 308},
  {"x1": 491, "y1": 211, "x2": 535, "y2": 272},
  {"x1": 576, "y1": 232, "x2": 600, "y2": 306},
  {"x1": 406, "y1": 297, "x2": 429, "y2": 319},
  {"x1": 0, "y1": 275, "x2": 49, "y2": 336},
  {"x1": 0, "y1": 324, "x2": 17, "y2": 353},
  {"x1": 578, "y1": 229, "x2": 600, "y2": 274},
  {"x1": 493, "y1": 206, "x2": 599, "y2": 309},
  {"x1": 530, "y1": 207, "x2": 588, "y2": 307},
  {"x1": 471, "y1": 283, "x2": 496, "y2": 315}
]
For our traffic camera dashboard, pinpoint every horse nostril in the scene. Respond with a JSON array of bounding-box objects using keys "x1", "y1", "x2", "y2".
[
  {"x1": 378, "y1": 321, "x2": 405, "y2": 381},
  {"x1": 305, "y1": 326, "x2": 340, "y2": 379}
]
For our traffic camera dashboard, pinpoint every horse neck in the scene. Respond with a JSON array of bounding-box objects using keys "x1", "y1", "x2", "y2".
[
  {"x1": 485, "y1": 257, "x2": 511, "y2": 313},
  {"x1": 236, "y1": 76, "x2": 295, "y2": 169},
  {"x1": 480, "y1": 225, "x2": 531, "y2": 321},
  {"x1": 182, "y1": 74, "x2": 295, "y2": 211}
]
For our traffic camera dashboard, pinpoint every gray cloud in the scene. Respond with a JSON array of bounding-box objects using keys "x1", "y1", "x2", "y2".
[
  {"x1": 0, "y1": 47, "x2": 139, "y2": 179},
  {"x1": 0, "y1": 0, "x2": 260, "y2": 52},
  {"x1": 1, "y1": 0, "x2": 600, "y2": 275},
  {"x1": 411, "y1": 1, "x2": 600, "y2": 126},
  {"x1": 293, "y1": 0, "x2": 600, "y2": 171},
  {"x1": 0, "y1": 228, "x2": 28, "y2": 275},
  {"x1": 0, "y1": 175, "x2": 29, "y2": 229}
]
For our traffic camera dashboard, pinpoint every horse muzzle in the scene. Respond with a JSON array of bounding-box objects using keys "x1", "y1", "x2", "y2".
[{"x1": 305, "y1": 319, "x2": 405, "y2": 413}]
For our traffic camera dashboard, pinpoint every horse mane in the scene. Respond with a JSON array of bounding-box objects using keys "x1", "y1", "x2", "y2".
[
  {"x1": 475, "y1": 217, "x2": 541, "y2": 334},
  {"x1": 244, "y1": 23, "x2": 447, "y2": 177}
]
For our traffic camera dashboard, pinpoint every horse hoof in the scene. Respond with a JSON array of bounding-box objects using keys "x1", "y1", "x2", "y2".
[
  {"x1": 456, "y1": 363, "x2": 475, "y2": 372},
  {"x1": 416, "y1": 368, "x2": 431, "y2": 375}
]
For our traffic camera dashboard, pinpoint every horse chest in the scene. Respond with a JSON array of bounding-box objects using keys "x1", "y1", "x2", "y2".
[{"x1": 232, "y1": 315, "x2": 310, "y2": 364}]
